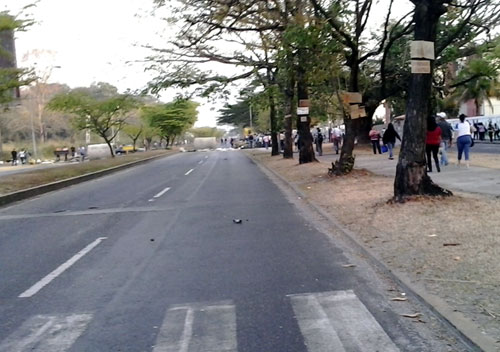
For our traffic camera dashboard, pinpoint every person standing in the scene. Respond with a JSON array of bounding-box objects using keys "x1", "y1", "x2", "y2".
[
  {"x1": 368, "y1": 128, "x2": 381, "y2": 154},
  {"x1": 478, "y1": 123, "x2": 486, "y2": 140},
  {"x1": 248, "y1": 134, "x2": 254, "y2": 148},
  {"x1": 437, "y1": 113, "x2": 453, "y2": 166},
  {"x1": 315, "y1": 128, "x2": 323, "y2": 156},
  {"x1": 494, "y1": 123, "x2": 500, "y2": 141},
  {"x1": 10, "y1": 149, "x2": 17, "y2": 166},
  {"x1": 381, "y1": 123, "x2": 401, "y2": 160},
  {"x1": 426, "y1": 115, "x2": 442, "y2": 173},
  {"x1": 18, "y1": 149, "x2": 27, "y2": 164},
  {"x1": 456, "y1": 114, "x2": 473, "y2": 168},
  {"x1": 487, "y1": 122, "x2": 494, "y2": 143}
]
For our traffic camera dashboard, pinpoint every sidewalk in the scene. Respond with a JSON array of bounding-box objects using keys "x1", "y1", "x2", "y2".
[
  {"x1": 316, "y1": 146, "x2": 500, "y2": 197},
  {"x1": 353, "y1": 155, "x2": 500, "y2": 197}
]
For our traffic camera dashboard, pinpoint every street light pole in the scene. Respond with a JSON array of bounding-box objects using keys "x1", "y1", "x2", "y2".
[{"x1": 29, "y1": 109, "x2": 38, "y2": 161}]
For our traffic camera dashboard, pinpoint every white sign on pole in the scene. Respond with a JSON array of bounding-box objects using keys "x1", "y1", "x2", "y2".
[
  {"x1": 410, "y1": 41, "x2": 435, "y2": 60},
  {"x1": 411, "y1": 60, "x2": 431, "y2": 74},
  {"x1": 300, "y1": 116, "x2": 308, "y2": 122},
  {"x1": 297, "y1": 107, "x2": 309, "y2": 115}
]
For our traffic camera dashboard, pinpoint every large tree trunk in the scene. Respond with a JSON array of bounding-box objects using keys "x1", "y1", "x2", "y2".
[
  {"x1": 269, "y1": 94, "x2": 280, "y2": 156},
  {"x1": 334, "y1": 51, "x2": 360, "y2": 174},
  {"x1": 394, "y1": 0, "x2": 452, "y2": 200},
  {"x1": 296, "y1": 48, "x2": 316, "y2": 164}
]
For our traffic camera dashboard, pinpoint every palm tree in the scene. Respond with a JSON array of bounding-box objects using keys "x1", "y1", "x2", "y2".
[{"x1": 454, "y1": 58, "x2": 500, "y2": 115}]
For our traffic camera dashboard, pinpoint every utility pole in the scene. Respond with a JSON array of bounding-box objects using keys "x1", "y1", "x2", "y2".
[{"x1": 249, "y1": 105, "x2": 253, "y2": 130}]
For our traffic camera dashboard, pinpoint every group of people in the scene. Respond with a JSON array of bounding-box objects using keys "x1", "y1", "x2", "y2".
[
  {"x1": 313, "y1": 127, "x2": 343, "y2": 156},
  {"x1": 10, "y1": 148, "x2": 30, "y2": 166},
  {"x1": 427, "y1": 113, "x2": 473, "y2": 171},
  {"x1": 472, "y1": 121, "x2": 500, "y2": 142},
  {"x1": 369, "y1": 124, "x2": 401, "y2": 160},
  {"x1": 369, "y1": 112, "x2": 474, "y2": 172}
]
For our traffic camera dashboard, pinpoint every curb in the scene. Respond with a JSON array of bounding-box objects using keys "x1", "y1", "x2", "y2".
[
  {"x1": 0, "y1": 153, "x2": 174, "y2": 208},
  {"x1": 247, "y1": 152, "x2": 497, "y2": 352}
]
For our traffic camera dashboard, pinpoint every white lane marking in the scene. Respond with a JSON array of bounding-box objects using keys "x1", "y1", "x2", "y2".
[
  {"x1": 204, "y1": 156, "x2": 208, "y2": 159},
  {"x1": 184, "y1": 168, "x2": 194, "y2": 176},
  {"x1": 19, "y1": 237, "x2": 107, "y2": 298},
  {"x1": 153, "y1": 187, "x2": 171, "y2": 199},
  {"x1": 289, "y1": 290, "x2": 400, "y2": 352},
  {"x1": 154, "y1": 301, "x2": 237, "y2": 352},
  {"x1": 0, "y1": 313, "x2": 92, "y2": 352},
  {"x1": 198, "y1": 160, "x2": 203, "y2": 164}
]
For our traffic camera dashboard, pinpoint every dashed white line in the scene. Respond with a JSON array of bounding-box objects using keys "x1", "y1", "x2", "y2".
[
  {"x1": 19, "y1": 237, "x2": 107, "y2": 298},
  {"x1": 198, "y1": 160, "x2": 203, "y2": 164},
  {"x1": 185, "y1": 169, "x2": 194, "y2": 176},
  {"x1": 153, "y1": 187, "x2": 171, "y2": 199}
]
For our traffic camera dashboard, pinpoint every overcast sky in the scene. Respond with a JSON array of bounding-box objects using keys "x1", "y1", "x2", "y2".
[{"x1": 3, "y1": 0, "x2": 413, "y2": 127}]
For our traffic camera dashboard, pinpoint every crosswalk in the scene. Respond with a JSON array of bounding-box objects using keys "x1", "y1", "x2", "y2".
[{"x1": 0, "y1": 290, "x2": 400, "y2": 352}]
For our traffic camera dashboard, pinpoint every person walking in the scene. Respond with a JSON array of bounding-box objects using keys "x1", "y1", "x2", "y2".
[
  {"x1": 456, "y1": 114, "x2": 473, "y2": 168},
  {"x1": 331, "y1": 126, "x2": 342, "y2": 154},
  {"x1": 426, "y1": 115, "x2": 442, "y2": 173},
  {"x1": 314, "y1": 128, "x2": 324, "y2": 156},
  {"x1": 263, "y1": 135, "x2": 270, "y2": 150},
  {"x1": 10, "y1": 149, "x2": 17, "y2": 166},
  {"x1": 494, "y1": 123, "x2": 500, "y2": 141},
  {"x1": 381, "y1": 123, "x2": 401, "y2": 160},
  {"x1": 437, "y1": 113, "x2": 453, "y2": 166},
  {"x1": 368, "y1": 128, "x2": 382, "y2": 154}
]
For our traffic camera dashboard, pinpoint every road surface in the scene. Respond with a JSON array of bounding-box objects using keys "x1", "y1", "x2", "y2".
[{"x1": 0, "y1": 150, "x2": 474, "y2": 351}]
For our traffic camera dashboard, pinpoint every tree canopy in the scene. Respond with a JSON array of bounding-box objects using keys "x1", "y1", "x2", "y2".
[
  {"x1": 47, "y1": 84, "x2": 139, "y2": 157},
  {"x1": 140, "y1": 99, "x2": 198, "y2": 146}
]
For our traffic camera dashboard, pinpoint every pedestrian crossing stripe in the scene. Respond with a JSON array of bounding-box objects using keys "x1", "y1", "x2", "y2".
[
  {"x1": 153, "y1": 300, "x2": 237, "y2": 352},
  {"x1": 0, "y1": 291, "x2": 400, "y2": 351},
  {"x1": 288, "y1": 290, "x2": 400, "y2": 352},
  {"x1": 0, "y1": 313, "x2": 92, "y2": 352}
]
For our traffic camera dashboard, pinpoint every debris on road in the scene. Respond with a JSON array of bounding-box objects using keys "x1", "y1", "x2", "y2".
[
  {"x1": 233, "y1": 219, "x2": 242, "y2": 224},
  {"x1": 391, "y1": 297, "x2": 408, "y2": 302},
  {"x1": 443, "y1": 243, "x2": 461, "y2": 246},
  {"x1": 342, "y1": 264, "x2": 356, "y2": 268},
  {"x1": 401, "y1": 313, "x2": 422, "y2": 319}
]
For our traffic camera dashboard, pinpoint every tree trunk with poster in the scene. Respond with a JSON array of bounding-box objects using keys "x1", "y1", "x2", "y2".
[
  {"x1": 394, "y1": 0, "x2": 452, "y2": 201},
  {"x1": 296, "y1": 60, "x2": 317, "y2": 164}
]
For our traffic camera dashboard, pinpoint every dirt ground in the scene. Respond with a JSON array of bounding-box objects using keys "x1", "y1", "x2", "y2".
[{"x1": 248, "y1": 147, "x2": 500, "y2": 344}]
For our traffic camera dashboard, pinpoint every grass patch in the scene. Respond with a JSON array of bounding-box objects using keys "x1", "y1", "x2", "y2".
[{"x1": 0, "y1": 149, "x2": 176, "y2": 195}]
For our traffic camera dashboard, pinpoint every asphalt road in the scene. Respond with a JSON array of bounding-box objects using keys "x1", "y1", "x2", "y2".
[{"x1": 0, "y1": 150, "x2": 474, "y2": 351}]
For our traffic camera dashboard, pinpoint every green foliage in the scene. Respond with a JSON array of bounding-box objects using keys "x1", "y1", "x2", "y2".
[
  {"x1": 141, "y1": 99, "x2": 198, "y2": 140},
  {"x1": 452, "y1": 44, "x2": 500, "y2": 111},
  {"x1": 47, "y1": 85, "x2": 139, "y2": 156},
  {"x1": 189, "y1": 127, "x2": 224, "y2": 138},
  {"x1": 217, "y1": 99, "x2": 252, "y2": 127}
]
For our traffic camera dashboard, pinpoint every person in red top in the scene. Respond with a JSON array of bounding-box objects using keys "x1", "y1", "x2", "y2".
[{"x1": 426, "y1": 115, "x2": 442, "y2": 172}]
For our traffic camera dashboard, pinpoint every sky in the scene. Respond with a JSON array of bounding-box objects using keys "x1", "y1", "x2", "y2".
[
  {"x1": 3, "y1": 0, "x2": 413, "y2": 128},
  {"x1": 2, "y1": 0, "x2": 223, "y2": 127}
]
